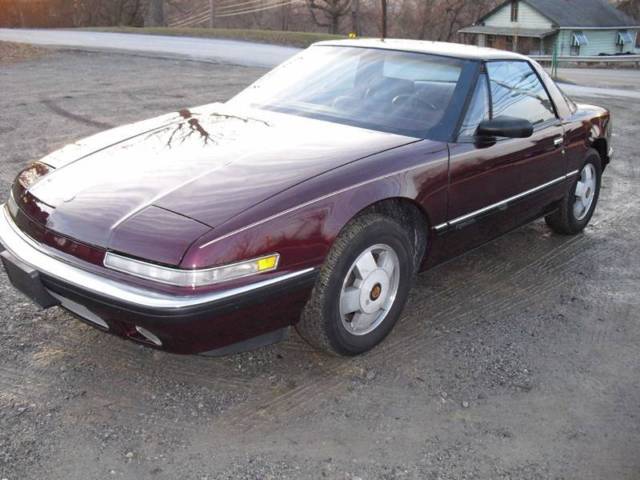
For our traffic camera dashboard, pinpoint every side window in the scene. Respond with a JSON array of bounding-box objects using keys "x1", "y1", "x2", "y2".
[
  {"x1": 487, "y1": 61, "x2": 556, "y2": 126},
  {"x1": 458, "y1": 74, "x2": 490, "y2": 140}
]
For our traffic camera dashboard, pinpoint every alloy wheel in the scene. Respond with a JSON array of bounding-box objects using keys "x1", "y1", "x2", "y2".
[
  {"x1": 339, "y1": 244, "x2": 401, "y2": 336},
  {"x1": 573, "y1": 163, "x2": 597, "y2": 221}
]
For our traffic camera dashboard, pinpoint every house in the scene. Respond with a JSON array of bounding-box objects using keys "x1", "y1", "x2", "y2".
[{"x1": 459, "y1": 0, "x2": 640, "y2": 56}]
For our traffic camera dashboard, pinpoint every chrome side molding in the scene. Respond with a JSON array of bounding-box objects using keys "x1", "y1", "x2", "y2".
[{"x1": 434, "y1": 170, "x2": 580, "y2": 232}]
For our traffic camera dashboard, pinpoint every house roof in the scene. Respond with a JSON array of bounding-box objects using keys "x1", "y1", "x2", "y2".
[
  {"x1": 475, "y1": 0, "x2": 639, "y2": 29},
  {"x1": 458, "y1": 25, "x2": 557, "y2": 38},
  {"x1": 526, "y1": 0, "x2": 639, "y2": 27}
]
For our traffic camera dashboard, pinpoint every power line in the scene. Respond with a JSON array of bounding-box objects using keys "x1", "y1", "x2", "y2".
[
  {"x1": 216, "y1": 0, "x2": 267, "y2": 11},
  {"x1": 216, "y1": 0, "x2": 301, "y2": 16},
  {"x1": 215, "y1": 0, "x2": 302, "y2": 17}
]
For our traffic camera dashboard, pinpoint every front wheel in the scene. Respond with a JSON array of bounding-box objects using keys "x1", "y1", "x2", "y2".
[
  {"x1": 546, "y1": 149, "x2": 602, "y2": 235},
  {"x1": 296, "y1": 214, "x2": 416, "y2": 356}
]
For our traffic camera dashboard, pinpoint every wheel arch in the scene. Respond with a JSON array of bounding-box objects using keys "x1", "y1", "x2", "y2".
[
  {"x1": 591, "y1": 137, "x2": 609, "y2": 170},
  {"x1": 343, "y1": 197, "x2": 431, "y2": 271}
]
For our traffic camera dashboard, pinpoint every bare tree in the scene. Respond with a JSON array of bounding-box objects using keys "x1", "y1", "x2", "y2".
[
  {"x1": 281, "y1": 2, "x2": 292, "y2": 31},
  {"x1": 307, "y1": 0, "x2": 352, "y2": 34},
  {"x1": 440, "y1": 0, "x2": 465, "y2": 41},
  {"x1": 145, "y1": 0, "x2": 165, "y2": 26},
  {"x1": 0, "y1": 0, "x2": 504, "y2": 39},
  {"x1": 617, "y1": 0, "x2": 640, "y2": 20}
]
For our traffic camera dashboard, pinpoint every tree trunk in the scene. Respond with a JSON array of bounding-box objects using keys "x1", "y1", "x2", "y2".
[
  {"x1": 330, "y1": 13, "x2": 339, "y2": 34},
  {"x1": 145, "y1": 0, "x2": 165, "y2": 27},
  {"x1": 281, "y1": 3, "x2": 290, "y2": 31},
  {"x1": 18, "y1": 3, "x2": 25, "y2": 27},
  {"x1": 116, "y1": 0, "x2": 125, "y2": 26},
  {"x1": 380, "y1": 0, "x2": 387, "y2": 39},
  {"x1": 350, "y1": 0, "x2": 360, "y2": 35}
]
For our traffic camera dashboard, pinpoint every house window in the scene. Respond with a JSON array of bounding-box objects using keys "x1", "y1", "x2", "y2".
[
  {"x1": 487, "y1": 35, "x2": 496, "y2": 48},
  {"x1": 617, "y1": 30, "x2": 634, "y2": 52},
  {"x1": 511, "y1": 0, "x2": 519, "y2": 22},
  {"x1": 571, "y1": 31, "x2": 589, "y2": 56},
  {"x1": 506, "y1": 36, "x2": 514, "y2": 51},
  {"x1": 618, "y1": 30, "x2": 629, "y2": 52},
  {"x1": 617, "y1": 30, "x2": 633, "y2": 45}
]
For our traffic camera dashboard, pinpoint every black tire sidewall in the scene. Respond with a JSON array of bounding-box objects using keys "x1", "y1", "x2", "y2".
[{"x1": 321, "y1": 219, "x2": 414, "y2": 355}]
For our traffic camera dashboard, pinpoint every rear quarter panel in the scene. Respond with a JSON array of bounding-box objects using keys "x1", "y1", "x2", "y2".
[
  {"x1": 564, "y1": 104, "x2": 611, "y2": 174},
  {"x1": 532, "y1": 60, "x2": 611, "y2": 170}
]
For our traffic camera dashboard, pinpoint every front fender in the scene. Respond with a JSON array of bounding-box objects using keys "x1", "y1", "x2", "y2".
[{"x1": 182, "y1": 141, "x2": 449, "y2": 271}]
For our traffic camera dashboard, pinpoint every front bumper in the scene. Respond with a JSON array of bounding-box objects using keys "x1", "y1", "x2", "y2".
[{"x1": 0, "y1": 205, "x2": 317, "y2": 354}]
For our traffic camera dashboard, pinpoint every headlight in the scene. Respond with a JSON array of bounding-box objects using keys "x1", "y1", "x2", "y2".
[{"x1": 104, "y1": 252, "x2": 280, "y2": 287}]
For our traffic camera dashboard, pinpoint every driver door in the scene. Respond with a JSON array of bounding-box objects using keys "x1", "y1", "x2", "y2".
[{"x1": 437, "y1": 61, "x2": 566, "y2": 260}]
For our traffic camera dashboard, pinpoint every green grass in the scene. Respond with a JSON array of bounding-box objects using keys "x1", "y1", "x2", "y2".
[{"x1": 81, "y1": 27, "x2": 344, "y2": 48}]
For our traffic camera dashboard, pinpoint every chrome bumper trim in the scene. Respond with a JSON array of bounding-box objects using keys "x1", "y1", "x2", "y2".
[{"x1": 0, "y1": 206, "x2": 314, "y2": 311}]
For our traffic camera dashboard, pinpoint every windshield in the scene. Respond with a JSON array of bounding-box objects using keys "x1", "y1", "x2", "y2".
[{"x1": 228, "y1": 46, "x2": 467, "y2": 138}]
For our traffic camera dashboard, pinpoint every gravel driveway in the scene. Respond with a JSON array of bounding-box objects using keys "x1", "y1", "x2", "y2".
[{"x1": 1, "y1": 49, "x2": 639, "y2": 480}]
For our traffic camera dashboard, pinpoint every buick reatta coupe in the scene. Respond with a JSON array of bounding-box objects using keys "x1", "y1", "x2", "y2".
[{"x1": 0, "y1": 40, "x2": 611, "y2": 356}]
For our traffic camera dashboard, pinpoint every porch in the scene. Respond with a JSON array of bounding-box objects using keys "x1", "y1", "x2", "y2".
[{"x1": 459, "y1": 25, "x2": 557, "y2": 56}]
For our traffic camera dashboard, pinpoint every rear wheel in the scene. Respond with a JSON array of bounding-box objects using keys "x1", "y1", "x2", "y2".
[
  {"x1": 546, "y1": 149, "x2": 602, "y2": 235},
  {"x1": 297, "y1": 214, "x2": 416, "y2": 356}
]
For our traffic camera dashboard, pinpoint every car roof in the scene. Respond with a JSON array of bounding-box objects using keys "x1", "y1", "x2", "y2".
[{"x1": 313, "y1": 38, "x2": 531, "y2": 62}]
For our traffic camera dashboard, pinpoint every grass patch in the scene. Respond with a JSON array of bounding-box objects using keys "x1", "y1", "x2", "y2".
[
  {"x1": 81, "y1": 27, "x2": 344, "y2": 48},
  {"x1": 0, "y1": 41, "x2": 49, "y2": 64}
]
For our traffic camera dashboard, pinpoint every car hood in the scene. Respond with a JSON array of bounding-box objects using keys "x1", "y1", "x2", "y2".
[{"x1": 25, "y1": 103, "x2": 416, "y2": 263}]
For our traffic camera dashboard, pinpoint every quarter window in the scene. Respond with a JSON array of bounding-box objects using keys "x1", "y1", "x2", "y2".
[{"x1": 486, "y1": 61, "x2": 556, "y2": 126}]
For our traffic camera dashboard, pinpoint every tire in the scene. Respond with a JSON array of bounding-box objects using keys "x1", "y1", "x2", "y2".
[
  {"x1": 296, "y1": 213, "x2": 416, "y2": 356},
  {"x1": 546, "y1": 149, "x2": 602, "y2": 236}
]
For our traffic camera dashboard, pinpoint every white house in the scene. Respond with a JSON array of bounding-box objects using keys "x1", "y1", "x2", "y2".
[{"x1": 459, "y1": 0, "x2": 640, "y2": 56}]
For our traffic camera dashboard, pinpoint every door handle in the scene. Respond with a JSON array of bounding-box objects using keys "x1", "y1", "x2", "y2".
[{"x1": 554, "y1": 136, "x2": 564, "y2": 148}]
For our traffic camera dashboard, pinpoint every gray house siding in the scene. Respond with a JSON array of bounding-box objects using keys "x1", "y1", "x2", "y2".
[
  {"x1": 484, "y1": 2, "x2": 554, "y2": 30},
  {"x1": 556, "y1": 29, "x2": 639, "y2": 56}
]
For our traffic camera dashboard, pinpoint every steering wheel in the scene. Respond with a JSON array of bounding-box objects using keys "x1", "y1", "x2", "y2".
[
  {"x1": 332, "y1": 95, "x2": 359, "y2": 110},
  {"x1": 392, "y1": 94, "x2": 439, "y2": 112}
]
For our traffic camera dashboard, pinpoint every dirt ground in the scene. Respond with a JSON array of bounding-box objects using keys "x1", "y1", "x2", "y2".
[
  {"x1": 1, "y1": 49, "x2": 639, "y2": 480},
  {"x1": 0, "y1": 41, "x2": 48, "y2": 65}
]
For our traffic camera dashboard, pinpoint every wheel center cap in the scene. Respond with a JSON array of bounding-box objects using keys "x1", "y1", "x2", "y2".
[
  {"x1": 360, "y1": 271, "x2": 390, "y2": 314},
  {"x1": 370, "y1": 283, "x2": 382, "y2": 301}
]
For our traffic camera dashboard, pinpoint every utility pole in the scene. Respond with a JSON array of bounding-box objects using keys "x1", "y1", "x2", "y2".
[
  {"x1": 209, "y1": 0, "x2": 215, "y2": 28},
  {"x1": 351, "y1": 0, "x2": 360, "y2": 36},
  {"x1": 380, "y1": 0, "x2": 387, "y2": 39}
]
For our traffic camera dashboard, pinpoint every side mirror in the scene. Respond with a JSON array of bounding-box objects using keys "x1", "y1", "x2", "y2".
[{"x1": 476, "y1": 116, "x2": 534, "y2": 139}]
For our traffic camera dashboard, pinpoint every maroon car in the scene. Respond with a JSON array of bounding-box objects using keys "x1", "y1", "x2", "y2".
[{"x1": 0, "y1": 40, "x2": 611, "y2": 356}]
